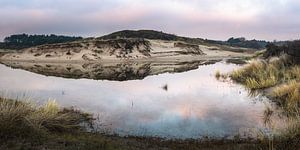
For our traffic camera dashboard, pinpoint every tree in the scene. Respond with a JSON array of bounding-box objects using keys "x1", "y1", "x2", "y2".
[{"x1": 0, "y1": 34, "x2": 82, "y2": 50}]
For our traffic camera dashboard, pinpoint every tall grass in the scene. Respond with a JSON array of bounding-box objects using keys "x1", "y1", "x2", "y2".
[
  {"x1": 230, "y1": 60, "x2": 281, "y2": 89},
  {"x1": 273, "y1": 111, "x2": 300, "y2": 149},
  {"x1": 223, "y1": 55, "x2": 300, "y2": 148},
  {"x1": 229, "y1": 55, "x2": 300, "y2": 90},
  {"x1": 0, "y1": 97, "x2": 94, "y2": 141},
  {"x1": 228, "y1": 55, "x2": 300, "y2": 111},
  {"x1": 271, "y1": 81, "x2": 300, "y2": 113}
]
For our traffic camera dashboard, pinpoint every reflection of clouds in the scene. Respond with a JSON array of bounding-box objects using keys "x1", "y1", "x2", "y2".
[{"x1": 0, "y1": 63, "x2": 271, "y2": 138}]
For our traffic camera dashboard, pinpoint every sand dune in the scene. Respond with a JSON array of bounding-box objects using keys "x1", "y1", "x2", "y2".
[{"x1": 0, "y1": 38, "x2": 253, "y2": 63}]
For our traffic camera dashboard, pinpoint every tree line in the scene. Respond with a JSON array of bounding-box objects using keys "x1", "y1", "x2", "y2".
[
  {"x1": 264, "y1": 40, "x2": 300, "y2": 58},
  {"x1": 204, "y1": 37, "x2": 269, "y2": 49},
  {"x1": 0, "y1": 34, "x2": 82, "y2": 50}
]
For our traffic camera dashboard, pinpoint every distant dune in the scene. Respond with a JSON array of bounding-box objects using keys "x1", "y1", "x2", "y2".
[{"x1": 0, "y1": 30, "x2": 255, "y2": 62}]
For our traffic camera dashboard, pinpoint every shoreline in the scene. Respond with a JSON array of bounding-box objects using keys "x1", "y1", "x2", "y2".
[{"x1": 0, "y1": 55, "x2": 250, "y2": 64}]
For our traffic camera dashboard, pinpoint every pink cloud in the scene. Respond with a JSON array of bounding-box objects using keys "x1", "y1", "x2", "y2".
[
  {"x1": 83, "y1": 8, "x2": 150, "y2": 24},
  {"x1": 0, "y1": 0, "x2": 299, "y2": 40}
]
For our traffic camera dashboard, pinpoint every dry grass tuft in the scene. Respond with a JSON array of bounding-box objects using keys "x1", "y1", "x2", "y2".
[
  {"x1": 215, "y1": 70, "x2": 221, "y2": 80},
  {"x1": 215, "y1": 70, "x2": 229, "y2": 81},
  {"x1": 228, "y1": 55, "x2": 300, "y2": 113},
  {"x1": 0, "y1": 98, "x2": 94, "y2": 141},
  {"x1": 229, "y1": 55, "x2": 300, "y2": 90},
  {"x1": 271, "y1": 81, "x2": 300, "y2": 110},
  {"x1": 230, "y1": 60, "x2": 280, "y2": 89}
]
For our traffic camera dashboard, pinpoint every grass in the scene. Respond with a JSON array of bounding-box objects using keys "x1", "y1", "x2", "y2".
[
  {"x1": 274, "y1": 112, "x2": 300, "y2": 150},
  {"x1": 271, "y1": 81, "x2": 300, "y2": 112},
  {"x1": 230, "y1": 55, "x2": 300, "y2": 113},
  {"x1": 227, "y1": 55, "x2": 300, "y2": 111},
  {"x1": 219, "y1": 55, "x2": 300, "y2": 149},
  {"x1": 229, "y1": 55, "x2": 296, "y2": 90},
  {"x1": 230, "y1": 60, "x2": 278, "y2": 89},
  {"x1": 0, "y1": 98, "x2": 94, "y2": 138},
  {"x1": 215, "y1": 70, "x2": 221, "y2": 80},
  {"x1": 223, "y1": 56, "x2": 300, "y2": 149},
  {"x1": 0, "y1": 97, "x2": 110, "y2": 149},
  {"x1": 215, "y1": 70, "x2": 228, "y2": 81}
]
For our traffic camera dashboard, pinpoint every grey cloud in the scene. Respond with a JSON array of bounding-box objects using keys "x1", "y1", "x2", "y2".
[{"x1": 0, "y1": 0, "x2": 299, "y2": 41}]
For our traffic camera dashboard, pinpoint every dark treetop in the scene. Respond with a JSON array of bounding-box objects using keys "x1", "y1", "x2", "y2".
[{"x1": 0, "y1": 34, "x2": 82, "y2": 50}]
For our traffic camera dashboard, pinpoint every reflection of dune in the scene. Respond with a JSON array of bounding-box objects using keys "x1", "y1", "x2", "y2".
[{"x1": 0, "y1": 60, "x2": 219, "y2": 81}]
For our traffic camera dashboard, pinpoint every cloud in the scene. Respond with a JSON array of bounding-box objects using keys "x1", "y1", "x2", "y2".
[{"x1": 0, "y1": 0, "x2": 299, "y2": 41}]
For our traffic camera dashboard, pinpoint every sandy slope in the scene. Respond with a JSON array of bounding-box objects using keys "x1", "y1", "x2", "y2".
[{"x1": 0, "y1": 38, "x2": 253, "y2": 63}]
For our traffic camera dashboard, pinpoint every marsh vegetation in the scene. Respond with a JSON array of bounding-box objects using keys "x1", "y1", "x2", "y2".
[
  {"x1": 229, "y1": 55, "x2": 300, "y2": 110},
  {"x1": 216, "y1": 54, "x2": 300, "y2": 149},
  {"x1": 0, "y1": 97, "x2": 110, "y2": 149}
]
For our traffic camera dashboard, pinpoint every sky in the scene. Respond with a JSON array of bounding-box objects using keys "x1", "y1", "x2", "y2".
[{"x1": 0, "y1": 0, "x2": 299, "y2": 41}]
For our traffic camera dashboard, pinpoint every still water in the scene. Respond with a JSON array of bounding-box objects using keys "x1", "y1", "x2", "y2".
[{"x1": 0, "y1": 62, "x2": 278, "y2": 139}]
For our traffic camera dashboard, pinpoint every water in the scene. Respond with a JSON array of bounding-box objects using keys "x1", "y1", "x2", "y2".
[{"x1": 0, "y1": 62, "x2": 278, "y2": 139}]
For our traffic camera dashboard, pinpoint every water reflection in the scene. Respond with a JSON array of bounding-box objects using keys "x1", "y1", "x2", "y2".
[
  {"x1": 0, "y1": 62, "x2": 281, "y2": 139},
  {"x1": 0, "y1": 60, "x2": 220, "y2": 81}
]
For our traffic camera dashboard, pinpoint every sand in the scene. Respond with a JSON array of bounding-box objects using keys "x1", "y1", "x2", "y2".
[{"x1": 0, "y1": 39, "x2": 254, "y2": 63}]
